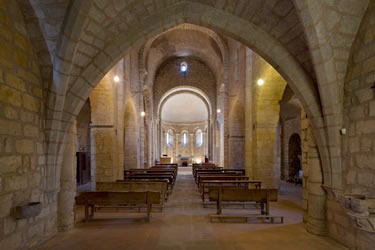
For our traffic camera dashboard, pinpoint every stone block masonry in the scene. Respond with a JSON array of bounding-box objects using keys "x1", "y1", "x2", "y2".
[{"x1": 0, "y1": 1, "x2": 48, "y2": 248}]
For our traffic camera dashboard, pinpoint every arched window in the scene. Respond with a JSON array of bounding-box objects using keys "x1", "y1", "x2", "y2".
[
  {"x1": 182, "y1": 132, "x2": 188, "y2": 147},
  {"x1": 167, "y1": 131, "x2": 173, "y2": 147},
  {"x1": 196, "y1": 129, "x2": 203, "y2": 147}
]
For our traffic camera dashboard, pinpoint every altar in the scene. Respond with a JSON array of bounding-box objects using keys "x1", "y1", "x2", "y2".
[{"x1": 177, "y1": 155, "x2": 194, "y2": 166}]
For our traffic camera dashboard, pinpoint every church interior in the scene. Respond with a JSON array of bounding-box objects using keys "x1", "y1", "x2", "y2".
[{"x1": 0, "y1": 0, "x2": 374, "y2": 249}]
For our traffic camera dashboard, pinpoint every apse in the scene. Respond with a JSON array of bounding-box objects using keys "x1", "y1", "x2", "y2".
[{"x1": 161, "y1": 93, "x2": 208, "y2": 123}]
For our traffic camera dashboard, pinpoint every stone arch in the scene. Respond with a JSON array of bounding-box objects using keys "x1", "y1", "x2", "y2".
[
  {"x1": 288, "y1": 133, "x2": 302, "y2": 179},
  {"x1": 158, "y1": 87, "x2": 212, "y2": 121},
  {"x1": 48, "y1": 1, "x2": 330, "y2": 206},
  {"x1": 293, "y1": 0, "x2": 370, "y2": 189},
  {"x1": 138, "y1": 23, "x2": 229, "y2": 89},
  {"x1": 124, "y1": 101, "x2": 138, "y2": 169}
]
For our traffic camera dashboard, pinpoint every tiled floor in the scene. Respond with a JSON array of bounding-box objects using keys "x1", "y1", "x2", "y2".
[{"x1": 38, "y1": 167, "x2": 346, "y2": 250}]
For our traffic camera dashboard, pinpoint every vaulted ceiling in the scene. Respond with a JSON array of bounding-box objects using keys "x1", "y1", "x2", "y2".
[{"x1": 161, "y1": 93, "x2": 208, "y2": 123}]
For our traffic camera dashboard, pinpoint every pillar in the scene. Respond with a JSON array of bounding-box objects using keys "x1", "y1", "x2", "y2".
[
  {"x1": 307, "y1": 127, "x2": 327, "y2": 235},
  {"x1": 57, "y1": 121, "x2": 77, "y2": 232}
]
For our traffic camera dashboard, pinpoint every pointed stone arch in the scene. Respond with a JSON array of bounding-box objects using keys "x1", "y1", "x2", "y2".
[{"x1": 47, "y1": 0, "x2": 329, "y2": 199}]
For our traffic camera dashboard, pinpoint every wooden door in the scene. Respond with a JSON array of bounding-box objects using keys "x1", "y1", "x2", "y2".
[{"x1": 77, "y1": 152, "x2": 90, "y2": 185}]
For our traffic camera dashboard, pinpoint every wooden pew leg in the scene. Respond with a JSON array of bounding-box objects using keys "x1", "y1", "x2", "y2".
[
  {"x1": 147, "y1": 203, "x2": 152, "y2": 222},
  {"x1": 90, "y1": 205, "x2": 95, "y2": 218},
  {"x1": 217, "y1": 192, "x2": 222, "y2": 215},
  {"x1": 84, "y1": 205, "x2": 89, "y2": 222}
]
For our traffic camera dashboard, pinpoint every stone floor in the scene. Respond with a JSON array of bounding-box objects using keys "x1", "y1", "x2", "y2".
[{"x1": 38, "y1": 168, "x2": 346, "y2": 250}]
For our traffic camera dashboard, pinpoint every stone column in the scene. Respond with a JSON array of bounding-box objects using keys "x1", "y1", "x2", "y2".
[
  {"x1": 190, "y1": 133, "x2": 194, "y2": 160},
  {"x1": 175, "y1": 133, "x2": 179, "y2": 163},
  {"x1": 307, "y1": 127, "x2": 327, "y2": 235},
  {"x1": 245, "y1": 48, "x2": 253, "y2": 178},
  {"x1": 203, "y1": 131, "x2": 207, "y2": 157},
  {"x1": 58, "y1": 122, "x2": 77, "y2": 232},
  {"x1": 163, "y1": 132, "x2": 168, "y2": 156}
]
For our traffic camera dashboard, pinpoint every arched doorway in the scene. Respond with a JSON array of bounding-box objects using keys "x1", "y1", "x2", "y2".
[{"x1": 158, "y1": 90, "x2": 211, "y2": 165}]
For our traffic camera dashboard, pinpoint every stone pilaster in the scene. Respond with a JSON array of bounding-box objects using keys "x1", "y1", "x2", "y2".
[{"x1": 57, "y1": 122, "x2": 77, "y2": 232}]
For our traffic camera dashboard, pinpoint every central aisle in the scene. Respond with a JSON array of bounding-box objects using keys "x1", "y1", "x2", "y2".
[{"x1": 38, "y1": 167, "x2": 346, "y2": 250}]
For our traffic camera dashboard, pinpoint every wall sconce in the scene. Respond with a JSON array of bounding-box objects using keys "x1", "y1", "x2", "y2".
[
  {"x1": 140, "y1": 111, "x2": 146, "y2": 117},
  {"x1": 217, "y1": 109, "x2": 221, "y2": 114},
  {"x1": 114, "y1": 75, "x2": 120, "y2": 82},
  {"x1": 257, "y1": 79, "x2": 264, "y2": 86}
]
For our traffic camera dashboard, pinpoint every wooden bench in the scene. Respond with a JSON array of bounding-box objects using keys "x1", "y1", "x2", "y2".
[
  {"x1": 208, "y1": 188, "x2": 283, "y2": 223},
  {"x1": 117, "y1": 179, "x2": 173, "y2": 194},
  {"x1": 124, "y1": 174, "x2": 175, "y2": 185},
  {"x1": 97, "y1": 181, "x2": 169, "y2": 203},
  {"x1": 121, "y1": 175, "x2": 174, "y2": 190},
  {"x1": 192, "y1": 163, "x2": 217, "y2": 173},
  {"x1": 197, "y1": 175, "x2": 250, "y2": 188},
  {"x1": 152, "y1": 164, "x2": 178, "y2": 174},
  {"x1": 75, "y1": 191, "x2": 161, "y2": 222},
  {"x1": 194, "y1": 168, "x2": 245, "y2": 177},
  {"x1": 193, "y1": 167, "x2": 222, "y2": 178},
  {"x1": 195, "y1": 170, "x2": 245, "y2": 183},
  {"x1": 199, "y1": 180, "x2": 261, "y2": 202},
  {"x1": 124, "y1": 169, "x2": 177, "y2": 180}
]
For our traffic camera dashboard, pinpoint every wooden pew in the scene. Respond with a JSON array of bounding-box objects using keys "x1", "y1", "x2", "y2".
[
  {"x1": 117, "y1": 179, "x2": 173, "y2": 195},
  {"x1": 199, "y1": 180, "x2": 261, "y2": 202},
  {"x1": 208, "y1": 188, "x2": 283, "y2": 223},
  {"x1": 124, "y1": 173, "x2": 175, "y2": 184},
  {"x1": 156, "y1": 163, "x2": 178, "y2": 166},
  {"x1": 97, "y1": 181, "x2": 168, "y2": 203},
  {"x1": 124, "y1": 169, "x2": 177, "y2": 179},
  {"x1": 152, "y1": 164, "x2": 178, "y2": 174},
  {"x1": 192, "y1": 163, "x2": 216, "y2": 169},
  {"x1": 197, "y1": 175, "x2": 249, "y2": 188},
  {"x1": 193, "y1": 167, "x2": 222, "y2": 180},
  {"x1": 192, "y1": 163, "x2": 216, "y2": 174},
  {"x1": 75, "y1": 191, "x2": 161, "y2": 222},
  {"x1": 195, "y1": 169, "x2": 245, "y2": 183},
  {"x1": 123, "y1": 175, "x2": 175, "y2": 188}
]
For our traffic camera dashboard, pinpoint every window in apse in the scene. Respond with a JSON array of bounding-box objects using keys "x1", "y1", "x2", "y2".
[
  {"x1": 182, "y1": 132, "x2": 188, "y2": 147},
  {"x1": 167, "y1": 132, "x2": 173, "y2": 147},
  {"x1": 196, "y1": 130, "x2": 203, "y2": 147}
]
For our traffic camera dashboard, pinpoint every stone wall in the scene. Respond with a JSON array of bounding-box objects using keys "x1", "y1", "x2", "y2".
[
  {"x1": 124, "y1": 101, "x2": 138, "y2": 169},
  {"x1": 251, "y1": 53, "x2": 287, "y2": 188},
  {"x1": 339, "y1": 1, "x2": 375, "y2": 248},
  {"x1": 89, "y1": 60, "x2": 128, "y2": 182},
  {"x1": 226, "y1": 39, "x2": 246, "y2": 170},
  {"x1": 153, "y1": 56, "x2": 216, "y2": 117},
  {"x1": 0, "y1": 1, "x2": 49, "y2": 248},
  {"x1": 161, "y1": 121, "x2": 207, "y2": 163}
]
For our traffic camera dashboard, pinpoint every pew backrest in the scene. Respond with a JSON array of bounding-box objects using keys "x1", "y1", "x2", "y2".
[
  {"x1": 208, "y1": 189, "x2": 278, "y2": 202},
  {"x1": 76, "y1": 191, "x2": 161, "y2": 206}
]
